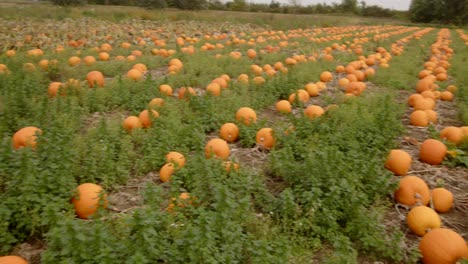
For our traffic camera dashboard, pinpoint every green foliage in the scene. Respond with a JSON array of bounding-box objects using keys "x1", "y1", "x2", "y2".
[
  {"x1": 51, "y1": 0, "x2": 86, "y2": 6},
  {"x1": 409, "y1": 0, "x2": 468, "y2": 24},
  {"x1": 170, "y1": 0, "x2": 207, "y2": 10},
  {"x1": 135, "y1": 0, "x2": 167, "y2": 9},
  {"x1": 341, "y1": 0, "x2": 358, "y2": 13}
]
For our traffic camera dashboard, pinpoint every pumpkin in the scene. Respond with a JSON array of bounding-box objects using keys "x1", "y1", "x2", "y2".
[
  {"x1": 178, "y1": 87, "x2": 196, "y2": 100},
  {"x1": 394, "y1": 176, "x2": 430, "y2": 206},
  {"x1": 165, "y1": 152, "x2": 186, "y2": 168},
  {"x1": 416, "y1": 79, "x2": 434, "y2": 93},
  {"x1": 288, "y1": 90, "x2": 310, "y2": 104},
  {"x1": 98, "y1": 52, "x2": 110, "y2": 61},
  {"x1": 385, "y1": 149, "x2": 412, "y2": 176},
  {"x1": 71, "y1": 183, "x2": 107, "y2": 219},
  {"x1": 5, "y1": 50, "x2": 16, "y2": 57},
  {"x1": 12, "y1": 126, "x2": 42, "y2": 150},
  {"x1": 408, "y1": 94, "x2": 424, "y2": 107},
  {"x1": 275, "y1": 100, "x2": 292, "y2": 114},
  {"x1": 122, "y1": 116, "x2": 142, "y2": 132},
  {"x1": 304, "y1": 105, "x2": 324, "y2": 120},
  {"x1": 220, "y1": 123, "x2": 239, "y2": 143},
  {"x1": 419, "y1": 139, "x2": 447, "y2": 165},
  {"x1": 159, "y1": 84, "x2": 173, "y2": 96},
  {"x1": 407, "y1": 206, "x2": 441, "y2": 236},
  {"x1": 159, "y1": 163, "x2": 174, "y2": 182},
  {"x1": 414, "y1": 98, "x2": 435, "y2": 111},
  {"x1": 224, "y1": 161, "x2": 240, "y2": 173},
  {"x1": 440, "y1": 91, "x2": 453, "y2": 101},
  {"x1": 68, "y1": 56, "x2": 81, "y2": 66},
  {"x1": 205, "y1": 138, "x2": 230, "y2": 160},
  {"x1": 132, "y1": 63, "x2": 147, "y2": 73},
  {"x1": 446, "y1": 85, "x2": 457, "y2": 93},
  {"x1": 236, "y1": 107, "x2": 257, "y2": 125},
  {"x1": 0, "y1": 256, "x2": 28, "y2": 264},
  {"x1": 410, "y1": 110, "x2": 429, "y2": 127},
  {"x1": 206, "y1": 83, "x2": 221, "y2": 96},
  {"x1": 431, "y1": 188, "x2": 453, "y2": 213},
  {"x1": 256, "y1": 128, "x2": 275, "y2": 149},
  {"x1": 419, "y1": 228, "x2": 468, "y2": 264},
  {"x1": 149, "y1": 98, "x2": 164, "y2": 108},
  {"x1": 48, "y1": 82, "x2": 65, "y2": 98},
  {"x1": 138, "y1": 110, "x2": 159, "y2": 128},
  {"x1": 83, "y1": 56, "x2": 96, "y2": 66},
  {"x1": 253, "y1": 76, "x2": 265, "y2": 85},
  {"x1": 86, "y1": 71, "x2": 105, "y2": 88},
  {"x1": 167, "y1": 192, "x2": 194, "y2": 212},
  {"x1": 127, "y1": 69, "x2": 143, "y2": 81},
  {"x1": 424, "y1": 110, "x2": 438, "y2": 123},
  {"x1": 440, "y1": 126, "x2": 463, "y2": 145},
  {"x1": 319, "y1": 71, "x2": 333, "y2": 82},
  {"x1": 305, "y1": 83, "x2": 320, "y2": 97}
]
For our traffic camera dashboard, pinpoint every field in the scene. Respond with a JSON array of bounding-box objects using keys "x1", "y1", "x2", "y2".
[{"x1": 0, "y1": 3, "x2": 468, "y2": 264}]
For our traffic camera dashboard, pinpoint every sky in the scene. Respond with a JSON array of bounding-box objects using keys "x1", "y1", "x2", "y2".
[{"x1": 241, "y1": 0, "x2": 411, "y2": 11}]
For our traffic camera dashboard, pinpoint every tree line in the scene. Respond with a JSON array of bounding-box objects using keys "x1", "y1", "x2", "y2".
[{"x1": 50, "y1": 0, "x2": 467, "y2": 25}]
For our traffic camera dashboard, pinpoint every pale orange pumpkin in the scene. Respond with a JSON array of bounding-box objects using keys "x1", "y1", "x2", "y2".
[
  {"x1": 12, "y1": 126, "x2": 42, "y2": 150},
  {"x1": 410, "y1": 110, "x2": 429, "y2": 127},
  {"x1": 86, "y1": 71, "x2": 105, "y2": 88},
  {"x1": 149, "y1": 98, "x2": 165, "y2": 108},
  {"x1": 71, "y1": 183, "x2": 107, "y2": 219},
  {"x1": 256, "y1": 128, "x2": 275, "y2": 149},
  {"x1": 165, "y1": 152, "x2": 186, "y2": 168},
  {"x1": 304, "y1": 105, "x2": 324, "y2": 120},
  {"x1": 275, "y1": 100, "x2": 292, "y2": 114},
  {"x1": 385, "y1": 149, "x2": 412, "y2": 176},
  {"x1": 236, "y1": 107, "x2": 257, "y2": 125},
  {"x1": 419, "y1": 228, "x2": 468, "y2": 264},
  {"x1": 440, "y1": 126, "x2": 463, "y2": 145},
  {"x1": 394, "y1": 176, "x2": 430, "y2": 206},
  {"x1": 431, "y1": 188, "x2": 453, "y2": 213},
  {"x1": 159, "y1": 84, "x2": 173, "y2": 96},
  {"x1": 407, "y1": 206, "x2": 441, "y2": 236},
  {"x1": 319, "y1": 71, "x2": 333, "y2": 82},
  {"x1": 127, "y1": 69, "x2": 143, "y2": 81},
  {"x1": 288, "y1": 90, "x2": 310, "y2": 104},
  {"x1": 122, "y1": 116, "x2": 142, "y2": 132},
  {"x1": 159, "y1": 163, "x2": 175, "y2": 182},
  {"x1": 138, "y1": 110, "x2": 159, "y2": 128},
  {"x1": 0, "y1": 255, "x2": 28, "y2": 264},
  {"x1": 220, "y1": 123, "x2": 239, "y2": 143},
  {"x1": 419, "y1": 139, "x2": 447, "y2": 165},
  {"x1": 205, "y1": 138, "x2": 230, "y2": 160}
]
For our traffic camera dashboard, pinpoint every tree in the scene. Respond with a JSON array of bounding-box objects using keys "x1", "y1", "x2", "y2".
[
  {"x1": 229, "y1": 0, "x2": 247, "y2": 11},
  {"x1": 135, "y1": 0, "x2": 167, "y2": 9},
  {"x1": 51, "y1": 0, "x2": 86, "y2": 6},
  {"x1": 341, "y1": 0, "x2": 357, "y2": 13},
  {"x1": 171, "y1": 0, "x2": 207, "y2": 10},
  {"x1": 410, "y1": 0, "x2": 467, "y2": 24}
]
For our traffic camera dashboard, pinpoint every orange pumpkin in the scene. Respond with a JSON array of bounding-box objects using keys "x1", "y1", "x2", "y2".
[
  {"x1": 165, "y1": 152, "x2": 186, "y2": 168},
  {"x1": 71, "y1": 183, "x2": 107, "y2": 219},
  {"x1": 167, "y1": 192, "x2": 194, "y2": 212},
  {"x1": 220, "y1": 123, "x2": 239, "y2": 143},
  {"x1": 410, "y1": 110, "x2": 429, "y2": 127},
  {"x1": 205, "y1": 138, "x2": 230, "y2": 160},
  {"x1": 319, "y1": 71, "x2": 333, "y2": 82},
  {"x1": 159, "y1": 84, "x2": 173, "y2": 96},
  {"x1": 86, "y1": 71, "x2": 105, "y2": 88},
  {"x1": 394, "y1": 176, "x2": 430, "y2": 206},
  {"x1": 224, "y1": 161, "x2": 240, "y2": 173},
  {"x1": 304, "y1": 105, "x2": 324, "y2": 120},
  {"x1": 419, "y1": 228, "x2": 468, "y2": 264},
  {"x1": 419, "y1": 139, "x2": 447, "y2": 165},
  {"x1": 149, "y1": 98, "x2": 165, "y2": 108},
  {"x1": 256, "y1": 128, "x2": 275, "y2": 149},
  {"x1": 440, "y1": 126, "x2": 463, "y2": 145},
  {"x1": 48, "y1": 82, "x2": 65, "y2": 98},
  {"x1": 122, "y1": 116, "x2": 142, "y2": 132},
  {"x1": 0, "y1": 256, "x2": 28, "y2": 264},
  {"x1": 275, "y1": 100, "x2": 292, "y2": 114},
  {"x1": 159, "y1": 163, "x2": 175, "y2": 182},
  {"x1": 408, "y1": 94, "x2": 424, "y2": 107},
  {"x1": 440, "y1": 91, "x2": 453, "y2": 101},
  {"x1": 138, "y1": 110, "x2": 159, "y2": 128},
  {"x1": 12, "y1": 126, "x2": 42, "y2": 150},
  {"x1": 236, "y1": 107, "x2": 257, "y2": 125},
  {"x1": 178, "y1": 87, "x2": 196, "y2": 100},
  {"x1": 206, "y1": 83, "x2": 221, "y2": 96},
  {"x1": 385, "y1": 149, "x2": 412, "y2": 176},
  {"x1": 288, "y1": 90, "x2": 310, "y2": 104},
  {"x1": 127, "y1": 69, "x2": 143, "y2": 81},
  {"x1": 424, "y1": 110, "x2": 438, "y2": 123},
  {"x1": 407, "y1": 206, "x2": 441, "y2": 236},
  {"x1": 305, "y1": 83, "x2": 320, "y2": 97},
  {"x1": 431, "y1": 188, "x2": 453, "y2": 213}
]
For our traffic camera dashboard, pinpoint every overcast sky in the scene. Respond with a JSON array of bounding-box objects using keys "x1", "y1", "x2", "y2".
[{"x1": 242, "y1": 0, "x2": 411, "y2": 11}]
